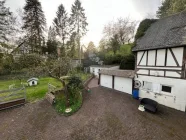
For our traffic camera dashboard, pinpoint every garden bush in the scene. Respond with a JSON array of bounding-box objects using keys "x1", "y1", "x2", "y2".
[
  {"x1": 0, "y1": 54, "x2": 14, "y2": 75},
  {"x1": 55, "y1": 76, "x2": 84, "y2": 115},
  {"x1": 18, "y1": 54, "x2": 44, "y2": 69},
  {"x1": 67, "y1": 76, "x2": 83, "y2": 104},
  {"x1": 120, "y1": 54, "x2": 135, "y2": 70}
]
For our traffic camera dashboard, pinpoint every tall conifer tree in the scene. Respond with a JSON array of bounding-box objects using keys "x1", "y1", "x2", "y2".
[
  {"x1": 70, "y1": 0, "x2": 88, "y2": 63},
  {"x1": 0, "y1": 0, "x2": 14, "y2": 43},
  {"x1": 22, "y1": 0, "x2": 46, "y2": 53},
  {"x1": 53, "y1": 4, "x2": 69, "y2": 48}
]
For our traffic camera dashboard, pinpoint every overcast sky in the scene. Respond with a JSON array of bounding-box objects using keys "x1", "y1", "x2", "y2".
[{"x1": 5, "y1": 0, "x2": 162, "y2": 46}]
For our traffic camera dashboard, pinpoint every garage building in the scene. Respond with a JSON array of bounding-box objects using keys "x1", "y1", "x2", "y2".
[{"x1": 99, "y1": 69, "x2": 135, "y2": 95}]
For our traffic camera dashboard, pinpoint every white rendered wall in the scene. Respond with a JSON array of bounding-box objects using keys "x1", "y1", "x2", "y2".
[
  {"x1": 100, "y1": 75, "x2": 112, "y2": 89},
  {"x1": 166, "y1": 71, "x2": 181, "y2": 78},
  {"x1": 136, "y1": 75, "x2": 186, "y2": 112},
  {"x1": 137, "y1": 47, "x2": 183, "y2": 67},
  {"x1": 137, "y1": 69, "x2": 149, "y2": 75},
  {"x1": 168, "y1": 47, "x2": 183, "y2": 66},
  {"x1": 90, "y1": 67, "x2": 102, "y2": 77},
  {"x1": 140, "y1": 51, "x2": 147, "y2": 65},
  {"x1": 148, "y1": 50, "x2": 156, "y2": 66},
  {"x1": 137, "y1": 51, "x2": 144, "y2": 64},
  {"x1": 167, "y1": 49, "x2": 177, "y2": 66},
  {"x1": 150, "y1": 70, "x2": 164, "y2": 76},
  {"x1": 114, "y1": 77, "x2": 132, "y2": 94},
  {"x1": 156, "y1": 49, "x2": 166, "y2": 66}
]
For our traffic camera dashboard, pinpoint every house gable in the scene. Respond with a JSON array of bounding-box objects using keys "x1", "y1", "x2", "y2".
[{"x1": 136, "y1": 47, "x2": 185, "y2": 79}]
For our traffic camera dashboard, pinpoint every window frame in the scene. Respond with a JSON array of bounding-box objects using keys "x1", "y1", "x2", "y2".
[{"x1": 160, "y1": 85, "x2": 173, "y2": 95}]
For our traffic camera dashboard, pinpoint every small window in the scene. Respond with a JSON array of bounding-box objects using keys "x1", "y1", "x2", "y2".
[{"x1": 162, "y1": 85, "x2": 172, "y2": 93}]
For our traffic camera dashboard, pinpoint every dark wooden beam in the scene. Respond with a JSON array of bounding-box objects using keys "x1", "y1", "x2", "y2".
[
  {"x1": 169, "y1": 48, "x2": 180, "y2": 67},
  {"x1": 146, "y1": 50, "x2": 148, "y2": 66},
  {"x1": 137, "y1": 65, "x2": 181, "y2": 68},
  {"x1": 138, "y1": 51, "x2": 146, "y2": 65},
  {"x1": 176, "y1": 71, "x2": 181, "y2": 75},
  {"x1": 137, "y1": 68, "x2": 182, "y2": 72},
  {"x1": 98, "y1": 74, "x2": 101, "y2": 85},
  {"x1": 112, "y1": 75, "x2": 115, "y2": 89},
  {"x1": 135, "y1": 52, "x2": 137, "y2": 70},
  {"x1": 165, "y1": 49, "x2": 168, "y2": 66},
  {"x1": 181, "y1": 46, "x2": 186, "y2": 79},
  {"x1": 155, "y1": 49, "x2": 157, "y2": 66}
]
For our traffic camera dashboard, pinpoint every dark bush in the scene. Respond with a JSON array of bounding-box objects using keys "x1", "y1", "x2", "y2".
[
  {"x1": 67, "y1": 76, "x2": 83, "y2": 91},
  {"x1": 120, "y1": 54, "x2": 135, "y2": 70},
  {"x1": 82, "y1": 59, "x2": 97, "y2": 67},
  {"x1": 0, "y1": 54, "x2": 14, "y2": 75},
  {"x1": 67, "y1": 76, "x2": 83, "y2": 105},
  {"x1": 135, "y1": 19, "x2": 157, "y2": 41}
]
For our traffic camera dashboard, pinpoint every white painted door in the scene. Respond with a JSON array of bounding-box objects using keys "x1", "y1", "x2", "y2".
[
  {"x1": 114, "y1": 77, "x2": 132, "y2": 94},
  {"x1": 100, "y1": 75, "x2": 112, "y2": 89}
]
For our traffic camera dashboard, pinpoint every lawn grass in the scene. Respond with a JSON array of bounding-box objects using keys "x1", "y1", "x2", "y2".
[
  {"x1": 0, "y1": 77, "x2": 62, "y2": 102},
  {"x1": 26, "y1": 77, "x2": 62, "y2": 102},
  {"x1": 0, "y1": 73, "x2": 91, "y2": 103}
]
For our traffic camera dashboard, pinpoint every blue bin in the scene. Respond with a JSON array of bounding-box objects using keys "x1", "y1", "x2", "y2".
[{"x1": 132, "y1": 90, "x2": 139, "y2": 99}]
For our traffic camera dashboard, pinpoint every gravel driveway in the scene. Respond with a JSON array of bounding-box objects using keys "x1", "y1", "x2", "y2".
[{"x1": 0, "y1": 79, "x2": 186, "y2": 140}]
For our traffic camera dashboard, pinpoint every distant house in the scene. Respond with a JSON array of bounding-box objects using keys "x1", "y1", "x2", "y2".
[
  {"x1": 11, "y1": 41, "x2": 33, "y2": 60},
  {"x1": 132, "y1": 11, "x2": 186, "y2": 112},
  {"x1": 90, "y1": 65, "x2": 119, "y2": 78}
]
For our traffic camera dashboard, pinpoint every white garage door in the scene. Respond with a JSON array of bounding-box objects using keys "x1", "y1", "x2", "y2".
[
  {"x1": 114, "y1": 77, "x2": 132, "y2": 94},
  {"x1": 100, "y1": 75, "x2": 112, "y2": 89}
]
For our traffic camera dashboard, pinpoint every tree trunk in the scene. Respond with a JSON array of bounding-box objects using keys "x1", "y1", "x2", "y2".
[{"x1": 61, "y1": 79, "x2": 70, "y2": 107}]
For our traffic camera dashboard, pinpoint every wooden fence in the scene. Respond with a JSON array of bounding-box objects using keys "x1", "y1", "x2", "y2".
[
  {"x1": 0, "y1": 86, "x2": 26, "y2": 110},
  {"x1": 48, "y1": 83, "x2": 57, "y2": 93}
]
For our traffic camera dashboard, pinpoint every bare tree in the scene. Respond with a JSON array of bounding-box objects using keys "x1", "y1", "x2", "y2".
[
  {"x1": 103, "y1": 17, "x2": 137, "y2": 45},
  {"x1": 47, "y1": 57, "x2": 72, "y2": 107}
]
